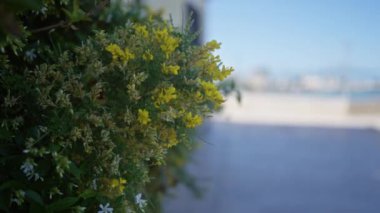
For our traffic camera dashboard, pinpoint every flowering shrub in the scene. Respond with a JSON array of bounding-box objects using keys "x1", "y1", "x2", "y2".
[{"x1": 0, "y1": 0, "x2": 232, "y2": 212}]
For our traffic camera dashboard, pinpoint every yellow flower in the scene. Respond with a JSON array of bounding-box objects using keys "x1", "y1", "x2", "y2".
[
  {"x1": 138, "y1": 109, "x2": 151, "y2": 125},
  {"x1": 105, "y1": 44, "x2": 135, "y2": 63},
  {"x1": 154, "y1": 28, "x2": 180, "y2": 58},
  {"x1": 162, "y1": 64, "x2": 180, "y2": 75},
  {"x1": 134, "y1": 24, "x2": 149, "y2": 38},
  {"x1": 106, "y1": 44, "x2": 124, "y2": 60},
  {"x1": 153, "y1": 86, "x2": 177, "y2": 107},
  {"x1": 194, "y1": 91, "x2": 203, "y2": 102},
  {"x1": 142, "y1": 50, "x2": 154, "y2": 61},
  {"x1": 218, "y1": 66, "x2": 234, "y2": 81},
  {"x1": 122, "y1": 48, "x2": 135, "y2": 62},
  {"x1": 195, "y1": 52, "x2": 233, "y2": 81},
  {"x1": 154, "y1": 27, "x2": 169, "y2": 42},
  {"x1": 183, "y1": 112, "x2": 202, "y2": 128},
  {"x1": 205, "y1": 40, "x2": 221, "y2": 50},
  {"x1": 200, "y1": 80, "x2": 224, "y2": 106},
  {"x1": 110, "y1": 178, "x2": 127, "y2": 194},
  {"x1": 161, "y1": 128, "x2": 178, "y2": 148}
]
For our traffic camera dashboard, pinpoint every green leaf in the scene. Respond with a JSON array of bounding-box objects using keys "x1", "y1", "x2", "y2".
[
  {"x1": 47, "y1": 197, "x2": 79, "y2": 212},
  {"x1": 25, "y1": 190, "x2": 44, "y2": 206},
  {"x1": 79, "y1": 189, "x2": 97, "y2": 199},
  {"x1": 68, "y1": 162, "x2": 81, "y2": 179},
  {"x1": 62, "y1": 0, "x2": 89, "y2": 23},
  {"x1": 0, "y1": 180, "x2": 22, "y2": 191}
]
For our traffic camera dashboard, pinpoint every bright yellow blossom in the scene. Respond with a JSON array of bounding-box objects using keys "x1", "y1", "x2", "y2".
[
  {"x1": 154, "y1": 86, "x2": 177, "y2": 107},
  {"x1": 105, "y1": 44, "x2": 135, "y2": 63},
  {"x1": 121, "y1": 48, "x2": 135, "y2": 62},
  {"x1": 217, "y1": 65, "x2": 234, "y2": 81},
  {"x1": 138, "y1": 109, "x2": 151, "y2": 125},
  {"x1": 134, "y1": 24, "x2": 149, "y2": 38},
  {"x1": 200, "y1": 80, "x2": 224, "y2": 105},
  {"x1": 205, "y1": 63, "x2": 233, "y2": 81},
  {"x1": 110, "y1": 178, "x2": 127, "y2": 194},
  {"x1": 161, "y1": 128, "x2": 178, "y2": 148},
  {"x1": 154, "y1": 28, "x2": 169, "y2": 42},
  {"x1": 154, "y1": 28, "x2": 179, "y2": 58},
  {"x1": 205, "y1": 40, "x2": 221, "y2": 50},
  {"x1": 194, "y1": 91, "x2": 203, "y2": 102},
  {"x1": 106, "y1": 44, "x2": 124, "y2": 60},
  {"x1": 142, "y1": 50, "x2": 154, "y2": 61},
  {"x1": 162, "y1": 64, "x2": 180, "y2": 75},
  {"x1": 195, "y1": 53, "x2": 233, "y2": 81},
  {"x1": 183, "y1": 112, "x2": 202, "y2": 128}
]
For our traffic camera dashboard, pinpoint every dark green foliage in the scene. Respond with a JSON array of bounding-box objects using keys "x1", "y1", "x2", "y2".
[{"x1": 0, "y1": 1, "x2": 232, "y2": 212}]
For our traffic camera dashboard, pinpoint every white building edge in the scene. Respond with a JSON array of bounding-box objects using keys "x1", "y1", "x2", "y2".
[{"x1": 123, "y1": 0, "x2": 205, "y2": 44}]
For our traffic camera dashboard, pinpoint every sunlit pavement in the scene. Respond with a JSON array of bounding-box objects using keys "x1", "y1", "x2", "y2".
[{"x1": 163, "y1": 121, "x2": 380, "y2": 213}]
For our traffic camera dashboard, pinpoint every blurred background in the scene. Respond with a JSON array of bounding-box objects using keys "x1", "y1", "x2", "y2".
[{"x1": 140, "y1": 0, "x2": 380, "y2": 212}]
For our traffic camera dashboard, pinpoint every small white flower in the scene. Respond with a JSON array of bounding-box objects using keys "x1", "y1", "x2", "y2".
[
  {"x1": 135, "y1": 193, "x2": 147, "y2": 209},
  {"x1": 20, "y1": 159, "x2": 44, "y2": 181},
  {"x1": 20, "y1": 160, "x2": 34, "y2": 175},
  {"x1": 33, "y1": 5, "x2": 48, "y2": 16},
  {"x1": 25, "y1": 49, "x2": 37, "y2": 62},
  {"x1": 98, "y1": 203, "x2": 113, "y2": 213},
  {"x1": 40, "y1": 6, "x2": 48, "y2": 14}
]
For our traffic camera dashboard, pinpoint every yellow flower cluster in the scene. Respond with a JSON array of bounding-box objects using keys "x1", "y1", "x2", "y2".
[
  {"x1": 142, "y1": 50, "x2": 154, "y2": 61},
  {"x1": 205, "y1": 40, "x2": 221, "y2": 50},
  {"x1": 161, "y1": 128, "x2": 178, "y2": 148},
  {"x1": 134, "y1": 24, "x2": 149, "y2": 38},
  {"x1": 217, "y1": 66, "x2": 234, "y2": 81},
  {"x1": 200, "y1": 80, "x2": 224, "y2": 105},
  {"x1": 194, "y1": 91, "x2": 203, "y2": 102},
  {"x1": 183, "y1": 112, "x2": 202, "y2": 128},
  {"x1": 195, "y1": 54, "x2": 233, "y2": 81},
  {"x1": 138, "y1": 109, "x2": 151, "y2": 125},
  {"x1": 105, "y1": 44, "x2": 135, "y2": 63},
  {"x1": 153, "y1": 86, "x2": 177, "y2": 107},
  {"x1": 154, "y1": 28, "x2": 179, "y2": 58},
  {"x1": 208, "y1": 64, "x2": 233, "y2": 81},
  {"x1": 110, "y1": 178, "x2": 127, "y2": 194},
  {"x1": 192, "y1": 40, "x2": 234, "y2": 81},
  {"x1": 162, "y1": 64, "x2": 180, "y2": 75}
]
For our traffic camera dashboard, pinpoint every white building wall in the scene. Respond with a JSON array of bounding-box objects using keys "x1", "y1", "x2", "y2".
[
  {"x1": 142, "y1": 0, "x2": 187, "y2": 27},
  {"x1": 141, "y1": 0, "x2": 205, "y2": 43}
]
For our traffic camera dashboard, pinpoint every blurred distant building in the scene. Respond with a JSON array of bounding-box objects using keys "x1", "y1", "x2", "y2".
[
  {"x1": 299, "y1": 75, "x2": 342, "y2": 92},
  {"x1": 246, "y1": 68, "x2": 271, "y2": 91}
]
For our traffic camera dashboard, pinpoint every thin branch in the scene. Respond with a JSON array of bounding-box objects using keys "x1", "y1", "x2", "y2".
[{"x1": 31, "y1": 21, "x2": 66, "y2": 33}]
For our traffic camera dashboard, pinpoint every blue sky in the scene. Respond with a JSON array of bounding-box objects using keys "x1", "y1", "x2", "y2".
[{"x1": 205, "y1": 0, "x2": 380, "y2": 78}]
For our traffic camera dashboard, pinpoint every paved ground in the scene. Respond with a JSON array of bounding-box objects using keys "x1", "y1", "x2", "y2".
[{"x1": 163, "y1": 122, "x2": 380, "y2": 213}]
